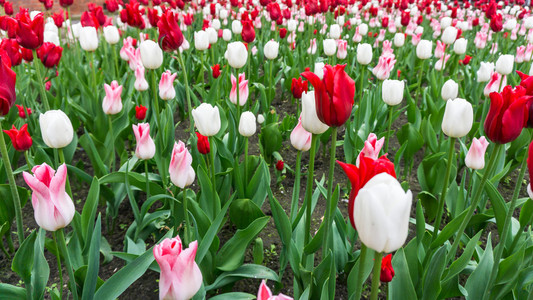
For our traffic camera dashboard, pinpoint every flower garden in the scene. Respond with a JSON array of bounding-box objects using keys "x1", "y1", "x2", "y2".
[{"x1": 0, "y1": 0, "x2": 532, "y2": 299}]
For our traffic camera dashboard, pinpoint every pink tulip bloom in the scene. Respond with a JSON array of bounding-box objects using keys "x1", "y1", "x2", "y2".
[
  {"x1": 290, "y1": 117, "x2": 312, "y2": 151},
  {"x1": 411, "y1": 33, "x2": 422, "y2": 46},
  {"x1": 484, "y1": 72, "x2": 507, "y2": 97},
  {"x1": 230, "y1": 73, "x2": 249, "y2": 106},
  {"x1": 352, "y1": 27, "x2": 362, "y2": 43},
  {"x1": 159, "y1": 70, "x2": 177, "y2": 100},
  {"x1": 135, "y1": 65, "x2": 149, "y2": 92},
  {"x1": 257, "y1": 280, "x2": 292, "y2": 300},
  {"x1": 474, "y1": 32, "x2": 487, "y2": 49},
  {"x1": 356, "y1": 133, "x2": 385, "y2": 167},
  {"x1": 120, "y1": 36, "x2": 135, "y2": 61},
  {"x1": 382, "y1": 40, "x2": 393, "y2": 58},
  {"x1": 153, "y1": 236, "x2": 202, "y2": 300},
  {"x1": 169, "y1": 141, "x2": 195, "y2": 189},
  {"x1": 435, "y1": 40, "x2": 446, "y2": 59},
  {"x1": 23, "y1": 163, "x2": 75, "y2": 232},
  {"x1": 372, "y1": 55, "x2": 397, "y2": 81},
  {"x1": 435, "y1": 54, "x2": 450, "y2": 71},
  {"x1": 465, "y1": 136, "x2": 489, "y2": 170},
  {"x1": 102, "y1": 80, "x2": 123, "y2": 115},
  {"x1": 525, "y1": 44, "x2": 533, "y2": 62},
  {"x1": 132, "y1": 123, "x2": 156, "y2": 160},
  {"x1": 307, "y1": 38, "x2": 317, "y2": 54},
  {"x1": 490, "y1": 42, "x2": 498, "y2": 55},
  {"x1": 337, "y1": 40, "x2": 347, "y2": 59},
  {"x1": 126, "y1": 47, "x2": 142, "y2": 71},
  {"x1": 377, "y1": 29, "x2": 386, "y2": 42},
  {"x1": 516, "y1": 46, "x2": 526, "y2": 64},
  {"x1": 481, "y1": 23, "x2": 490, "y2": 33},
  {"x1": 298, "y1": 21, "x2": 304, "y2": 32}
]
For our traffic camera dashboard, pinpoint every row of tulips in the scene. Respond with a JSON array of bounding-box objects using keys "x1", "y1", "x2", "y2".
[{"x1": 0, "y1": 0, "x2": 533, "y2": 299}]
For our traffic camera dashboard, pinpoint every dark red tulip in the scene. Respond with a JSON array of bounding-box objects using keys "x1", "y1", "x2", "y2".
[
  {"x1": 157, "y1": 10, "x2": 184, "y2": 52},
  {"x1": 15, "y1": 11, "x2": 44, "y2": 50},
  {"x1": 0, "y1": 39, "x2": 22, "y2": 66},
  {"x1": 291, "y1": 77, "x2": 308, "y2": 99},
  {"x1": 0, "y1": 50, "x2": 16, "y2": 116},
  {"x1": 485, "y1": 0, "x2": 497, "y2": 19},
  {"x1": 52, "y1": 11, "x2": 64, "y2": 28},
  {"x1": 241, "y1": 20, "x2": 255, "y2": 43},
  {"x1": 528, "y1": 140, "x2": 533, "y2": 192},
  {"x1": 21, "y1": 47, "x2": 33, "y2": 62},
  {"x1": 211, "y1": 64, "x2": 221, "y2": 79},
  {"x1": 4, "y1": 1, "x2": 13, "y2": 15},
  {"x1": 268, "y1": 2, "x2": 281, "y2": 20},
  {"x1": 196, "y1": 132, "x2": 210, "y2": 154},
  {"x1": 517, "y1": 71, "x2": 533, "y2": 96},
  {"x1": 279, "y1": 27, "x2": 287, "y2": 39},
  {"x1": 59, "y1": 0, "x2": 73, "y2": 7},
  {"x1": 183, "y1": 13, "x2": 193, "y2": 26},
  {"x1": 490, "y1": 14, "x2": 503, "y2": 32},
  {"x1": 81, "y1": 11, "x2": 100, "y2": 29},
  {"x1": 105, "y1": 0, "x2": 119, "y2": 12},
  {"x1": 401, "y1": 10, "x2": 410, "y2": 26},
  {"x1": 37, "y1": 42, "x2": 63, "y2": 69},
  {"x1": 135, "y1": 105, "x2": 148, "y2": 120},
  {"x1": 0, "y1": 16, "x2": 18, "y2": 39},
  {"x1": 381, "y1": 16, "x2": 389, "y2": 28},
  {"x1": 380, "y1": 254, "x2": 395, "y2": 282},
  {"x1": 147, "y1": 8, "x2": 160, "y2": 27},
  {"x1": 3, "y1": 124, "x2": 32, "y2": 152},
  {"x1": 275, "y1": 160, "x2": 284, "y2": 171}
]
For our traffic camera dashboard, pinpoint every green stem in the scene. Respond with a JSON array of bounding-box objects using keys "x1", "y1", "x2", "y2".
[
  {"x1": 177, "y1": 51, "x2": 194, "y2": 137},
  {"x1": 357, "y1": 68, "x2": 365, "y2": 125},
  {"x1": 304, "y1": 135, "x2": 319, "y2": 246},
  {"x1": 32, "y1": 50, "x2": 50, "y2": 111},
  {"x1": 58, "y1": 148, "x2": 73, "y2": 198},
  {"x1": 354, "y1": 244, "x2": 368, "y2": 300},
  {"x1": 385, "y1": 105, "x2": 393, "y2": 153},
  {"x1": 112, "y1": 44, "x2": 119, "y2": 79},
  {"x1": 370, "y1": 251, "x2": 383, "y2": 300},
  {"x1": 53, "y1": 232, "x2": 64, "y2": 299},
  {"x1": 144, "y1": 160, "x2": 150, "y2": 199},
  {"x1": 269, "y1": 60, "x2": 273, "y2": 108},
  {"x1": 290, "y1": 151, "x2": 302, "y2": 222},
  {"x1": 322, "y1": 127, "x2": 337, "y2": 259},
  {"x1": 508, "y1": 213, "x2": 532, "y2": 253},
  {"x1": 55, "y1": 229, "x2": 78, "y2": 300},
  {"x1": 209, "y1": 136, "x2": 216, "y2": 196},
  {"x1": 24, "y1": 151, "x2": 31, "y2": 171},
  {"x1": 150, "y1": 70, "x2": 161, "y2": 130},
  {"x1": 183, "y1": 188, "x2": 190, "y2": 244},
  {"x1": 244, "y1": 137, "x2": 249, "y2": 195},
  {"x1": 415, "y1": 59, "x2": 426, "y2": 108},
  {"x1": 108, "y1": 115, "x2": 115, "y2": 172},
  {"x1": 0, "y1": 121, "x2": 24, "y2": 243},
  {"x1": 431, "y1": 138, "x2": 456, "y2": 242}
]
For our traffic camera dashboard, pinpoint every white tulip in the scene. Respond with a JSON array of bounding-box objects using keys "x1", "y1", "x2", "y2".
[
  {"x1": 103, "y1": 26, "x2": 120, "y2": 45},
  {"x1": 40, "y1": 110, "x2": 75, "y2": 149},
  {"x1": 79, "y1": 27, "x2": 99, "y2": 51},
  {"x1": 225, "y1": 41, "x2": 248, "y2": 69},
  {"x1": 441, "y1": 79, "x2": 459, "y2": 100},
  {"x1": 357, "y1": 43, "x2": 373, "y2": 65},
  {"x1": 264, "y1": 40, "x2": 279, "y2": 60},
  {"x1": 238, "y1": 111, "x2": 257, "y2": 137},
  {"x1": 192, "y1": 103, "x2": 221, "y2": 137},
  {"x1": 139, "y1": 40, "x2": 163, "y2": 69},
  {"x1": 301, "y1": 91, "x2": 329, "y2": 134},
  {"x1": 441, "y1": 98, "x2": 473, "y2": 138},
  {"x1": 382, "y1": 80, "x2": 404, "y2": 106},
  {"x1": 495, "y1": 55, "x2": 514, "y2": 75}
]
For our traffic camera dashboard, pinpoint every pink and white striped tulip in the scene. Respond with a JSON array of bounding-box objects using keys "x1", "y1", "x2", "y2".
[
  {"x1": 132, "y1": 123, "x2": 156, "y2": 160},
  {"x1": 135, "y1": 65, "x2": 149, "y2": 92},
  {"x1": 465, "y1": 136, "x2": 489, "y2": 170},
  {"x1": 169, "y1": 141, "x2": 195, "y2": 189},
  {"x1": 230, "y1": 73, "x2": 249, "y2": 106},
  {"x1": 102, "y1": 80, "x2": 123, "y2": 115},
  {"x1": 356, "y1": 133, "x2": 384, "y2": 167},
  {"x1": 159, "y1": 70, "x2": 177, "y2": 100},
  {"x1": 290, "y1": 117, "x2": 312, "y2": 152},
  {"x1": 257, "y1": 280, "x2": 293, "y2": 300}
]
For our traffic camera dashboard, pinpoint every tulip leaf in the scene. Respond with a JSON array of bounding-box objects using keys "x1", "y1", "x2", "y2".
[
  {"x1": 267, "y1": 186, "x2": 291, "y2": 248},
  {"x1": 0, "y1": 284, "x2": 26, "y2": 300},
  {"x1": 82, "y1": 214, "x2": 101, "y2": 300},
  {"x1": 519, "y1": 198, "x2": 533, "y2": 228},
  {"x1": 229, "y1": 198, "x2": 265, "y2": 230},
  {"x1": 12, "y1": 230, "x2": 37, "y2": 283},
  {"x1": 484, "y1": 180, "x2": 506, "y2": 234},
  {"x1": 443, "y1": 230, "x2": 482, "y2": 282},
  {"x1": 388, "y1": 248, "x2": 418, "y2": 300},
  {"x1": 196, "y1": 196, "x2": 234, "y2": 263},
  {"x1": 430, "y1": 209, "x2": 468, "y2": 248},
  {"x1": 0, "y1": 185, "x2": 29, "y2": 240},
  {"x1": 81, "y1": 177, "x2": 100, "y2": 248},
  {"x1": 31, "y1": 229, "x2": 49, "y2": 300},
  {"x1": 495, "y1": 244, "x2": 525, "y2": 285},
  {"x1": 465, "y1": 233, "x2": 493, "y2": 300},
  {"x1": 422, "y1": 245, "x2": 447, "y2": 300},
  {"x1": 418, "y1": 191, "x2": 438, "y2": 223},
  {"x1": 209, "y1": 292, "x2": 256, "y2": 300},
  {"x1": 205, "y1": 264, "x2": 279, "y2": 291}
]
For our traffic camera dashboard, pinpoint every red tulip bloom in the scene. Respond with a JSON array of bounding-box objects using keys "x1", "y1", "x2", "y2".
[
  {"x1": 21, "y1": 47, "x2": 33, "y2": 62},
  {"x1": 485, "y1": 0, "x2": 497, "y2": 19},
  {"x1": 157, "y1": 10, "x2": 184, "y2": 52},
  {"x1": 484, "y1": 85, "x2": 530, "y2": 144},
  {"x1": 460, "y1": 55, "x2": 472, "y2": 65},
  {"x1": 1, "y1": 16, "x2": 18, "y2": 39},
  {"x1": 268, "y1": 2, "x2": 281, "y2": 20},
  {"x1": 380, "y1": 254, "x2": 395, "y2": 282},
  {"x1": 279, "y1": 28, "x2": 287, "y2": 39},
  {"x1": 241, "y1": 20, "x2": 255, "y2": 43},
  {"x1": 211, "y1": 64, "x2": 221, "y2": 79},
  {"x1": 81, "y1": 11, "x2": 100, "y2": 29},
  {"x1": 4, "y1": 1, "x2": 13, "y2": 15},
  {"x1": 301, "y1": 64, "x2": 355, "y2": 127},
  {"x1": 3, "y1": 124, "x2": 32, "y2": 151},
  {"x1": 490, "y1": 14, "x2": 503, "y2": 32},
  {"x1": 196, "y1": 132, "x2": 210, "y2": 154},
  {"x1": 37, "y1": 42, "x2": 62, "y2": 68},
  {"x1": 337, "y1": 156, "x2": 396, "y2": 229},
  {"x1": 105, "y1": 0, "x2": 119, "y2": 12},
  {"x1": 147, "y1": 8, "x2": 160, "y2": 27},
  {"x1": 400, "y1": 10, "x2": 410, "y2": 26},
  {"x1": 15, "y1": 104, "x2": 31, "y2": 118},
  {"x1": 135, "y1": 105, "x2": 148, "y2": 120},
  {"x1": 0, "y1": 39, "x2": 22, "y2": 66},
  {"x1": 0, "y1": 50, "x2": 16, "y2": 116},
  {"x1": 52, "y1": 11, "x2": 64, "y2": 28},
  {"x1": 59, "y1": 0, "x2": 73, "y2": 7},
  {"x1": 291, "y1": 77, "x2": 308, "y2": 99},
  {"x1": 275, "y1": 160, "x2": 284, "y2": 171},
  {"x1": 15, "y1": 11, "x2": 44, "y2": 50}
]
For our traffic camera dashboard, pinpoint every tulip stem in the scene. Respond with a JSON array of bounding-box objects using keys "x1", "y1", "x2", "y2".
[
  {"x1": 208, "y1": 136, "x2": 217, "y2": 197},
  {"x1": 446, "y1": 144, "x2": 502, "y2": 262},
  {"x1": 55, "y1": 229, "x2": 78, "y2": 300},
  {"x1": 0, "y1": 120, "x2": 24, "y2": 243},
  {"x1": 177, "y1": 51, "x2": 194, "y2": 137},
  {"x1": 24, "y1": 151, "x2": 32, "y2": 171},
  {"x1": 431, "y1": 137, "x2": 456, "y2": 243},
  {"x1": 182, "y1": 188, "x2": 190, "y2": 244},
  {"x1": 370, "y1": 251, "x2": 383, "y2": 300},
  {"x1": 484, "y1": 149, "x2": 529, "y2": 298},
  {"x1": 112, "y1": 44, "x2": 119, "y2": 79},
  {"x1": 144, "y1": 160, "x2": 150, "y2": 200},
  {"x1": 32, "y1": 50, "x2": 51, "y2": 111},
  {"x1": 304, "y1": 135, "x2": 319, "y2": 247},
  {"x1": 52, "y1": 232, "x2": 64, "y2": 300},
  {"x1": 90, "y1": 52, "x2": 98, "y2": 101},
  {"x1": 354, "y1": 244, "x2": 368, "y2": 300},
  {"x1": 385, "y1": 105, "x2": 393, "y2": 153},
  {"x1": 58, "y1": 148, "x2": 73, "y2": 199},
  {"x1": 290, "y1": 151, "x2": 302, "y2": 222},
  {"x1": 108, "y1": 115, "x2": 115, "y2": 172},
  {"x1": 322, "y1": 127, "x2": 338, "y2": 259},
  {"x1": 244, "y1": 137, "x2": 249, "y2": 195},
  {"x1": 415, "y1": 59, "x2": 426, "y2": 108},
  {"x1": 269, "y1": 59, "x2": 273, "y2": 108},
  {"x1": 357, "y1": 67, "x2": 365, "y2": 125},
  {"x1": 150, "y1": 70, "x2": 161, "y2": 131}
]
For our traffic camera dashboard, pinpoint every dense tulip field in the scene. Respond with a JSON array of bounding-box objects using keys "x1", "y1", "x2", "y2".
[{"x1": 0, "y1": 0, "x2": 533, "y2": 298}]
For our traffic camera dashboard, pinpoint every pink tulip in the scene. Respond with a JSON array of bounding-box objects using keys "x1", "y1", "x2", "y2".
[
  {"x1": 474, "y1": 32, "x2": 487, "y2": 49},
  {"x1": 159, "y1": 70, "x2": 177, "y2": 100},
  {"x1": 337, "y1": 40, "x2": 347, "y2": 60},
  {"x1": 257, "y1": 280, "x2": 292, "y2": 300},
  {"x1": 120, "y1": 36, "x2": 135, "y2": 61},
  {"x1": 525, "y1": 44, "x2": 533, "y2": 62},
  {"x1": 102, "y1": 80, "x2": 123, "y2": 115},
  {"x1": 125, "y1": 47, "x2": 142, "y2": 70},
  {"x1": 435, "y1": 40, "x2": 446, "y2": 59},
  {"x1": 22, "y1": 163, "x2": 75, "y2": 231},
  {"x1": 435, "y1": 54, "x2": 450, "y2": 71},
  {"x1": 411, "y1": 33, "x2": 422, "y2": 46},
  {"x1": 490, "y1": 42, "x2": 498, "y2": 55},
  {"x1": 290, "y1": 117, "x2": 312, "y2": 151},
  {"x1": 307, "y1": 38, "x2": 317, "y2": 54},
  {"x1": 132, "y1": 123, "x2": 156, "y2": 160},
  {"x1": 372, "y1": 55, "x2": 396, "y2": 81},
  {"x1": 135, "y1": 64, "x2": 149, "y2": 91},
  {"x1": 169, "y1": 141, "x2": 195, "y2": 189},
  {"x1": 382, "y1": 40, "x2": 393, "y2": 58},
  {"x1": 153, "y1": 236, "x2": 202, "y2": 300},
  {"x1": 352, "y1": 27, "x2": 362, "y2": 43},
  {"x1": 356, "y1": 133, "x2": 385, "y2": 167},
  {"x1": 516, "y1": 46, "x2": 526, "y2": 64},
  {"x1": 230, "y1": 73, "x2": 249, "y2": 106},
  {"x1": 465, "y1": 136, "x2": 489, "y2": 170},
  {"x1": 484, "y1": 72, "x2": 507, "y2": 97}
]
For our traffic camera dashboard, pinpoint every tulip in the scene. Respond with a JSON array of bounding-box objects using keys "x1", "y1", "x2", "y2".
[
  {"x1": 103, "y1": 25, "x2": 120, "y2": 44},
  {"x1": 380, "y1": 254, "x2": 395, "y2": 282},
  {"x1": 484, "y1": 85, "x2": 530, "y2": 144},
  {"x1": 302, "y1": 64, "x2": 355, "y2": 127},
  {"x1": 495, "y1": 55, "x2": 514, "y2": 75},
  {"x1": 134, "y1": 65, "x2": 149, "y2": 91},
  {"x1": 257, "y1": 114, "x2": 265, "y2": 124},
  {"x1": 225, "y1": 41, "x2": 248, "y2": 69},
  {"x1": 354, "y1": 173, "x2": 412, "y2": 253},
  {"x1": 288, "y1": 19, "x2": 297, "y2": 32},
  {"x1": 230, "y1": 73, "x2": 249, "y2": 106},
  {"x1": 358, "y1": 23, "x2": 369, "y2": 35},
  {"x1": 196, "y1": 132, "x2": 210, "y2": 155},
  {"x1": 291, "y1": 77, "x2": 308, "y2": 99},
  {"x1": 102, "y1": 80, "x2": 123, "y2": 115},
  {"x1": 3, "y1": 124, "x2": 32, "y2": 152},
  {"x1": 329, "y1": 24, "x2": 341, "y2": 39},
  {"x1": 205, "y1": 27, "x2": 217, "y2": 44},
  {"x1": 382, "y1": 79, "x2": 404, "y2": 106},
  {"x1": 290, "y1": 117, "x2": 312, "y2": 152},
  {"x1": 453, "y1": 38, "x2": 467, "y2": 54},
  {"x1": 323, "y1": 39, "x2": 336, "y2": 56},
  {"x1": 232, "y1": 20, "x2": 243, "y2": 34},
  {"x1": 135, "y1": 105, "x2": 147, "y2": 121},
  {"x1": 435, "y1": 54, "x2": 450, "y2": 71},
  {"x1": 43, "y1": 31, "x2": 60, "y2": 46},
  {"x1": 79, "y1": 26, "x2": 99, "y2": 51},
  {"x1": 211, "y1": 64, "x2": 221, "y2": 79},
  {"x1": 241, "y1": 20, "x2": 255, "y2": 43},
  {"x1": 477, "y1": 62, "x2": 495, "y2": 83},
  {"x1": 16, "y1": 11, "x2": 44, "y2": 49},
  {"x1": 194, "y1": 30, "x2": 209, "y2": 51},
  {"x1": 372, "y1": 56, "x2": 396, "y2": 81},
  {"x1": 465, "y1": 136, "x2": 489, "y2": 170},
  {"x1": 356, "y1": 133, "x2": 384, "y2": 167},
  {"x1": 0, "y1": 51, "x2": 16, "y2": 116},
  {"x1": 159, "y1": 70, "x2": 177, "y2": 100},
  {"x1": 153, "y1": 236, "x2": 202, "y2": 300},
  {"x1": 157, "y1": 10, "x2": 184, "y2": 52},
  {"x1": 191, "y1": 103, "x2": 221, "y2": 137},
  {"x1": 222, "y1": 29, "x2": 232, "y2": 41},
  {"x1": 15, "y1": 105, "x2": 31, "y2": 119},
  {"x1": 441, "y1": 26, "x2": 457, "y2": 45},
  {"x1": 357, "y1": 43, "x2": 373, "y2": 65},
  {"x1": 337, "y1": 40, "x2": 347, "y2": 60},
  {"x1": 275, "y1": 160, "x2": 284, "y2": 171},
  {"x1": 484, "y1": 72, "x2": 506, "y2": 97},
  {"x1": 264, "y1": 40, "x2": 279, "y2": 60},
  {"x1": 313, "y1": 62, "x2": 325, "y2": 79},
  {"x1": 169, "y1": 141, "x2": 196, "y2": 189},
  {"x1": 40, "y1": 110, "x2": 74, "y2": 149},
  {"x1": 441, "y1": 79, "x2": 459, "y2": 100},
  {"x1": 393, "y1": 33, "x2": 405, "y2": 47},
  {"x1": 132, "y1": 123, "x2": 156, "y2": 160},
  {"x1": 441, "y1": 98, "x2": 473, "y2": 138},
  {"x1": 300, "y1": 91, "x2": 329, "y2": 134},
  {"x1": 23, "y1": 163, "x2": 75, "y2": 231},
  {"x1": 239, "y1": 111, "x2": 257, "y2": 137},
  {"x1": 140, "y1": 40, "x2": 163, "y2": 69},
  {"x1": 257, "y1": 280, "x2": 293, "y2": 300},
  {"x1": 416, "y1": 40, "x2": 432, "y2": 59},
  {"x1": 307, "y1": 39, "x2": 317, "y2": 55}
]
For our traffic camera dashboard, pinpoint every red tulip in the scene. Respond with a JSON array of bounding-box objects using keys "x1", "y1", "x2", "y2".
[
  {"x1": 59, "y1": 0, "x2": 73, "y2": 7},
  {"x1": 15, "y1": 11, "x2": 44, "y2": 50},
  {"x1": 401, "y1": 10, "x2": 410, "y2": 26},
  {"x1": 211, "y1": 64, "x2": 221, "y2": 79},
  {"x1": 0, "y1": 50, "x2": 16, "y2": 116},
  {"x1": 157, "y1": 10, "x2": 184, "y2": 52},
  {"x1": 291, "y1": 77, "x2": 308, "y2": 99},
  {"x1": 517, "y1": 71, "x2": 533, "y2": 96},
  {"x1": 105, "y1": 0, "x2": 119, "y2": 12},
  {"x1": 460, "y1": 55, "x2": 472, "y2": 65},
  {"x1": 490, "y1": 14, "x2": 503, "y2": 32},
  {"x1": 279, "y1": 27, "x2": 287, "y2": 38},
  {"x1": 135, "y1": 105, "x2": 148, "y2": 120},
  {"x1": 147, "y1": 8, "x2": 160, "y2": 27},
  {"x1": 16, "y1": 104, "x2": 31, "y2": 118},
  {"x1": 380, "y1": 254, "x2": 395, "y2": 282},
  {"x1": 196, "y1": 132, "x2": 210, "y2": 154},
  {"x1": 0, "y1": 16, "x2": 18, "y2": 39},
  {"x1": 268, "y1": 2, "x2": 281, "y2": 21},
  {"x1": 275, "y1": 160, "x2": 284, "y2": 171},
  {"x1": 484, "y1": 85, "x2": 530, "y2": 144},
  {"x1": 301, "y1": 64, "x2": 355, "y2": 127},
  {"x1": 120, "y1": 1, "x2": 145, "y2": 29},
  {"x1": 52, "y1": 11, "x2": 64, "y2": 28},
  {"x1": 337, "y1": 156, "x2": 396, "y2": 229},
  {"x1": 241, "y1": 20, "x2": 255, "y2": 43},
  {"x1": 37, "y1": 42, "x2": 62, "y2": 69},
  {"x1": 81, "y1": 11, "x2": 100, "y2": 29},
  {"x1": 0, "y1": 39, "x2": 22, "y2": 66},
  {"x1": 43, "y1": 0, "x2": 53, "y2": 10},
  {"x1": 3, "y1": 124, "x2": 32, "y2": 151},
  {"x1": 4, "y1": 1, "x2": 13, "y2": 15},
  {"x1": 21, "y1": 47, "x2": 33, "y2": 62}
]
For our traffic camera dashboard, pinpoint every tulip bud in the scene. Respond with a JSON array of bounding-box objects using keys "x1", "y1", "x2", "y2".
[
  {"x1": 382, "y1": 79, "x2": 404, "y2": 106},
  {"x1": 102, "y1": 80, "x2": 123, "y2": 115},
  {"x1": 44, "y1": 31, "x2": 60, "y2": 46},
  {"x1": 323, "y1": 39, "x2": 337, "y2": 56},
  {"x1": 329, "y1": 24, "x2": 341, "y2": 39},
  {"x1": 79, "y1": 26, "x2": 99, "y2": 51},
  {"x1": 222, "y1": 29, "x2": 232, "y2": 41},
  {"x1": 337, "y1": 40, "x2": 347, "y2": 60},
  {"x1": 416, "y1": 40, "x2": 432, "y2": 59},
  {"x1": 441, "y1": 26, "x2": 457, "y2": 45},
  {"x1": 441, "y1": 98, "x2": 473, "y2": 138},
  {"x1": 40, "y1": 110, "x2": 74, "y2": 148},
  {"x1": 477, "y1": 62, "x2": 495, "y2": 82},
  {"x1": 393, "y1": 33, "x2": 405, "y2": 47},
  {"x1": 465, "y1": 136, "x2": 489, "y2": 169},
  {"x1": 264, "y1": 40, "x2": 279, "y2": 60},
  {"x1": 290, "y1": 117, "x2": 312, "y2": 151},
  {"x1": 495, "y1": 54, "x2": 514, "y2": 75},
  {"x1": 288, "y1": 19, "x2": 297, "y2": 32},
  {"x1": 192, "y1": 103, "x2": 221, "y2": 136},
  {"x1": 169, "y1": 141, "x2": 195, "y2": 188},
  {"x1": 159, "y1": 70, "x2": 177, "y2": 100},
  {"x1": 453, "y1": 38, "x2": 467, "y2": 54},
  {"x1": 357, "y1": 23, "x2": 368, "y2": 35},
  {"x1": 257, "y1": 114, "x2": 265, "y2": 124},
  {"x1": 103, "y1": 25, "x2": 120, "y2": 45},
  {"x1": 194, "y1": 30, "x2": 210, "y2": 51},
  {"x1": 135, "y1": 105, "x2": 147, "y2": 120},
  {"x1": 132, "y1": 123, "x2": 156, "y2": 160},
  {"x1": 380, "y1": 254, "x2": 395, "y2": 282},
  {"x1": 239, "y1": 111, "x2": 257, "y2": 137},
  {"x1": 441, "y1": 79, "x2": 459, "y2": 100},
  {"x1": 357, "y1": 43, "x2": 373, "y2": 65},
  {"x1": 3, "y1": 124, "x2": 33, "y2": 152},
  {"x1": 140, "y1": 40, "x2": 163, "y2": 69},
  {"x1": 257, "y1": 280, "x2": 292, "y2": 300},
  {"x1": 134, "y1": 65, "x2": 149, "y2": 91},
  {"x1": 301, "y1": 91, "x2": 329, "y2": 134},
  {"x1": 196, "y1": 132, "x2": 210, "y2": 154},
  {"x1": 232, "y1": 20, "x2": 243, "y2": 34},
  {"x1": 225, "y1": 41, "x2": 248, "y2": 69}
]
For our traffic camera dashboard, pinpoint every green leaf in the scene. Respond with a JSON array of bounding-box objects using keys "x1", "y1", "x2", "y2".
[
  {"x1": 465, "y1": 234, "x2": 493, "y2": 300},
  {"x1": 389, "y1": 248, "x2": 418, "y2": 300},
  {"x1": 484, "y1": 181, "x2": 506, "y2": 234},
  {"x1": 495, "y1": 244, "x2": 525, "y2": 285},
  {"x1": 0, "y1": 284, "x2": 26, "y2": 300},
  {"x1": 205, "y1": 264, "x2": 279, "y2": 291},
  {"x1": 430, "y1": 209, "x2": 468, "y2": 248},
  {"x1": 267, "y1": 187, "x2": 291, "y2": 247},
  {"x1": 31, "y1": 229, "x2": 49, "y2": 300},
  {"x1": 422, "y1": 246, "x2": 447, "y2": 300},
  {"x1": 196, "y1": 196, "x2": 233, "y2": 263},
  {"x1": 12, "y1": 230, "x2": 37, "y2": 283},
  {"x1": 81, "y1": 177, "x2": 100, "y2": 248},
  {"x1": 443, "y1": 230, "x2": 482, "y2": 281},
  {"x1": 82, "y1": 215, "x2": 101, "y2": 300},
  {"x1": 208, "y1": 292, "x2": 256, "y2": 300},
  {"x1": 519, "y1": 199, "x2": 533, "y2": 228},
  {"x1": 229, "y1": 198, "x2": 265, "y2": 229},
  {"x1": 418, "y1": 191, "x2": 438, "y2": 222}
]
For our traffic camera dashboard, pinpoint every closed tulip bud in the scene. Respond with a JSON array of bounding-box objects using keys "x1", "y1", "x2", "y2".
[
  {"x1": 416, "y1": 40, "x2": 432, "y2": 59},
  {"x1": 356, "y1": 133, "x2": 384, "y2": 166},
  {"x1": 477, "y1": 62, "x2": 495, "y2": 83},
  {"x1": 102, "y1": 80, "x2": 123, "y2": 115},
  {"x1": 205, "y1": 27, "x2": 218, "y2": 44},
  {"x1": 140, "y1": 40, "x2": 163, "y2": 69},
  {"x1": 300, "y1": 91, "x2": 329, "y2": 134},
  {"x1": 380, "y1": 254, "x2": 395, "y2": 282},
  {"x1": 40, "y1": 110, "x2": 74, "y2": 148},
  {"x1": 230, "y1": 73, "x2": 249, "y2": 106},
  {"x1": 132, "y1": 123, "x2": 156, "y2": 160},
  {"x1": 79, "y1": 26, "x2": 99, "y2": 51},
  {"x1": 222, "y1": 29, "x2": 232, "y2": 41},
  {"x1": 103, "y1": 25, "x2": 120, "y2": 44},
  {"x1": 453, "y1": 38, "x2": 467, "y2": 54},
  {"x1": 134, "y1": 65, "x2": 149, "y2": 91},
  {"x1": 329, "y1": 24, "x2": 341, "y2": 39},
  {"x1": 314, "y1": 62, "x2": 325, "y2": 79},
  {"x1": 257, "y1": 114, "x2": 265, "y2": 124},
  {"x1": 393, "y1": 33, "x2": 405, "y2": 47},
  {"x1": 441, "y1": 98, "x2": 473, "y2": 138},
  {"x1": 192, "y1": 103, "x2": 221, "y2": 136},
  {"x1": 357, "y1": 43, "x2": 373, "y2": 65},
  {"x1": 159, "y1": 70, "x2": 177, "y2": 100},
  {"x1": 264, "y1": 40, "x2": 279, "y2": 60},
  {"x1": 290, "y1": 117, "x2": 312, "y2": 151},
  {"x1": 196, "y1": 132, "x2": 210, "y2": 154},
  {"x1": 495, "y1": 55, "x2": 514, "y2": 75},
  {"x1": 337, "y1": 40, "x2": 347, "y2": 59},
  {"x1": 44, "y1": 31, "x2": 60, "y2": 46},
  {"x1": 225, "y1": 41, "x2": 248, "y2": 69},
  {"x1": 465, "y1": 136, "x2": 489, "y2": 169},
  {"x1": 441, "y1": 26, "x2": 457, "y2": 45},
  {"x1": 194, "y1": 30, "x2": 209, "y2": 51},
  {"x1": 382, "y1": 79, "x2": 404, "y2": 106},
  {"x1": 358, "y1": 23, "x2": 368, "y2": 35},
  {"x1": 3, "y1": 124, "x2": 33, "y2": 152},
  {"x1": 232, "y1": 20, "x2": 243, "y2": 34},
  {"x1": 355, "y1": 173, "x2": 412, "y2": 253},
  {"x1": 323, "y1": 39, "x2": 336, "y2": 56},
  {"x1": 239, "y1": 111, "x2": 257, "y2": 137},
  {"x1": 441, "y1": 79, "x2": 459, "y2": 100},
  {"x1": 135, "y1": 105, "x2": 147, "y2": 120},
  {"x1": 169, "y1": 141, "x2": 196, "y2": 188}
]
